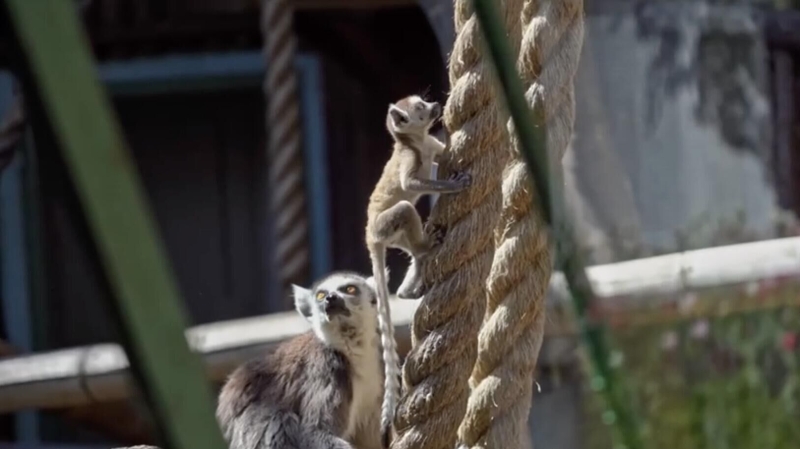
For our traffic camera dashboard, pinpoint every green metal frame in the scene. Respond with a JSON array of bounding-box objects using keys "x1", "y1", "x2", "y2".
[
  {"x1": 0, "y1": 2, "x2": 225, "y2": 449},
  {"x1": 469, "y1": 1, "x2": 644, "y2": 448}
]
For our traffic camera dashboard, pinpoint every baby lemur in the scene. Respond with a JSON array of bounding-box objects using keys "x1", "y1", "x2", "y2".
[
  {"x1": 216, "y1": 271, "x2": 387, "y2": 449},
  {"x1": 365, "y1": 95, "x2": 473, "y2": 446}
]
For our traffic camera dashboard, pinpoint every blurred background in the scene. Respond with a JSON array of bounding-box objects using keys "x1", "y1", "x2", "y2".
[{"x1": 0, "y1": 0, "x2": 799, "y2": 449}]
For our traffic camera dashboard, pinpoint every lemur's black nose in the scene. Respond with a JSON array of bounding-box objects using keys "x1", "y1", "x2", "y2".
[{"x1": 323, "y1": 292, "x2": 348, "y2": 316}]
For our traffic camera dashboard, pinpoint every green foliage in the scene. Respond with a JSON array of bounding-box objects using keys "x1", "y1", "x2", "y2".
[{"x1": 583, "y1": 281, "x2": 800, "y2": 449}]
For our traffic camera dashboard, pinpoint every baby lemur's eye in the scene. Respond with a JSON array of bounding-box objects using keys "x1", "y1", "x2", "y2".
[
  {"x1": 315, "y1": 291, "x2": 326, "y2": 301},
  {"x1": 342, "y1": 285, "x2": 358, "y2": 295}
]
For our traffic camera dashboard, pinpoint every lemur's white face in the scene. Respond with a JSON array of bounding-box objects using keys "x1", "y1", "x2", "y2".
[
  {"x1": 292, "y1": 272, "x2": 379, "y2": 327},
  {"x1": 387, "y1": 95, "x2": 442, "y2": 135}
]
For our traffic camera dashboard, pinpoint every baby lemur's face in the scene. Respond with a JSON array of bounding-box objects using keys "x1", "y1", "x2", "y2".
[
  {"x1": 292, "y1": 272, "x2": 379, "y2": 325},
  {"x1": 387, "y1": 95, "x2": 442, "y2": 135}
]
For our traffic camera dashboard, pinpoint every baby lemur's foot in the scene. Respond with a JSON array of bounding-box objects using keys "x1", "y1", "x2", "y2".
[
  {"x1": 425, "y1": 223, "x2": 447, "y2": 248},
  {"x1": 406, "y1": 281, "x2": 427, "y2": 299},
  {"x1": 396, "y1": 276, "x2": 422, "y2": 299}
]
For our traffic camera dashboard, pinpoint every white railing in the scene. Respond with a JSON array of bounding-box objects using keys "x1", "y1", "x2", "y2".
[{"x1": 1, "y1": 237, "x2": 798, "y2": 413}]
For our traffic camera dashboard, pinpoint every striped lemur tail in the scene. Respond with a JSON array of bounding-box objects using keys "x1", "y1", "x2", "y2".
[{"x1": 369, "y1": 246, "x2": 401, "y2": 449}]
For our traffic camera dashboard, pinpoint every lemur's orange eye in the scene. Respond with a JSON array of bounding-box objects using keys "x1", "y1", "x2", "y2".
[
  {"x1": 315, "y1": 291, "x2": 326, "y2": 301},
  {"x1": 345, "y1": 285, "x2": 357, "y2": 294}
]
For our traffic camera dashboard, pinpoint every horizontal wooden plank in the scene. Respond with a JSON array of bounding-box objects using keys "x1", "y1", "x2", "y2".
[
  {"x1": 550, "y1": 236, "x2": 800, "y2": 301},
  {"x1": 1, "y1": 237, "x2": 799, "y2": 413},
  {"x1": 0, "y1": 298, "x2": 420, "y2": 413}
]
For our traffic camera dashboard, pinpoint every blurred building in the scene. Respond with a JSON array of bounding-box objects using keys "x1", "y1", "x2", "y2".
[
  {"x1": 0, "y1": 0, "x2": 798, "y2": 449},
  {"x1": 0, "y1": 2, "x2": 449, "y2": 343},
  {"x1": 0, "y1": 0, "x2": 447, "y2": 444},
  {"x1": 568, "y1": 1, "x2": 800, "y2": 264}
]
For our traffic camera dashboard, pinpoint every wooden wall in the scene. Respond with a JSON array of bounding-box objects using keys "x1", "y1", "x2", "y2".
[{"x1": 35, "y1": 86, "x2": 271, "y2": 349}]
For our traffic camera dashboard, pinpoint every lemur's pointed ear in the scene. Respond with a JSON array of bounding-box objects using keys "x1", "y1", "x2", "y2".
[
  {"x1": 292, "y1": 284, "x2": 313, "y2": 320},
  {"x1": 388, "y1": 104, "x2": 409, "y2": 130}
]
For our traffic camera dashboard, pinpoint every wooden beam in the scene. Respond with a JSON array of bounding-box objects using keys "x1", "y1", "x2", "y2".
[
  {"x1": 1, "y1": 237, "x2": 798, "y2": 413},
  {"x1": 0, "y1": 299, "x2": 419, "y2": 413},
  {"x1": 0, "y1": 341, "x2": 154, "y2": 444},
  {"x1": 549, "y1": 236, "x2": 800, "y2": 302}
]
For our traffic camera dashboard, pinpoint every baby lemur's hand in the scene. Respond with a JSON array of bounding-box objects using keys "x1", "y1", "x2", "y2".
[{"x1": 448, "y1": 171, "x2": 472, "y2": 189}]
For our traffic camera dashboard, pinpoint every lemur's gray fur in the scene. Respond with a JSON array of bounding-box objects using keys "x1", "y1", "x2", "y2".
[{"x1": 216, "y1": 271, "x2": 386, "y2": 449}]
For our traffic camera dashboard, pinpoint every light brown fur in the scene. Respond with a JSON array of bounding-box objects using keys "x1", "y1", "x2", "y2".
[
  {"x1": 366, "y1": 95, "x2": 471, "y2": 297},
  {"x1": 365, "y1": 95, "x2": 472, "y2": 448}
]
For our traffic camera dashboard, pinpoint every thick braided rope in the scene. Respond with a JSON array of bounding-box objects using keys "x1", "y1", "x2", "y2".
[
  {"x1": 261, "y1": 0, "x2": 309, "y2": 294},
  {"x1": 390, "y1": 1, "x2": 515, "y2": 448},
  {"x1": 458, "y1": 0, "x2": 585, "y2": 448}
]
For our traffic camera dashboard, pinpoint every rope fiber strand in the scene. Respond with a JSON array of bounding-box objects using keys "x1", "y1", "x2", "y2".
[
  {"x1": 261, "y1": 0, "x2": 310, "y2": 296},
  {"x1": 390, "y1": 1, "x2": 520, "y2": 448},
  {"x1": 458, "y1": 0, "x2": 585, "y2": 447},
  {"x1": 468, "y1": 0, "x2": 644, "y2": 447}
]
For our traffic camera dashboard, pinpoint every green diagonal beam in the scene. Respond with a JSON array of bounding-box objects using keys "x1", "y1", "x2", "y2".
[
  {"x1": 469, "y1": 0, "x2": 645, "y2": 448},
  {"x1": 0, "y1": 2, "x2": 226, "y2": 449}
]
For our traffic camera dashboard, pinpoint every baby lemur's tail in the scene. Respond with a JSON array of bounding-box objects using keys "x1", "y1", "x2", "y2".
[
  {"x1": 222, "y1": 406, "x2": 353, "y2": 449},
  {"x1": 368, "y1": 243, "x2": 401, "y2": 449}
]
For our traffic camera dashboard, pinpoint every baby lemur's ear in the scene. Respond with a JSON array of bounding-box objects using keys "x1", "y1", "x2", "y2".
[
  {"x1": 365, "y1": 267, "x2": 391, "y2": 291},
  {"x1": 388, "y1": 104, "x2": 409, "y2": 129},
  {"x1": 291, "y1": 284, "x2": 313, "y2": 320}
]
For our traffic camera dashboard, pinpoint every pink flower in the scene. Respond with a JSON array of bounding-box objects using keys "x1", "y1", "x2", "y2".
[
  {"x1": 782, "y1": 332, "x2": 797, "y2": 352},
  {"x1": 690, "y1": 319, "x2": 710, "y2": 340},
  {"x1": 760, "y1": 277, "x2": 779, "y2": 292},
  {"x1": 678, "y1": 292, "x2": 698, "y2": 315},
  {"x1": 743, "y1": 281, "x2": 759, "y2": 298},
  {"x1": 661, "y1": 331, "x2": 679, "y2": 351}
]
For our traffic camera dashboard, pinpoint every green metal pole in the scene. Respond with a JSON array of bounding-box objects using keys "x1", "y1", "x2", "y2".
[
  {"x1": 469, "y1": 1, "x2": 644, "y2": 448},
  {"x1": 0, "y1": 2, "x2": 226, "y2": 449}
]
